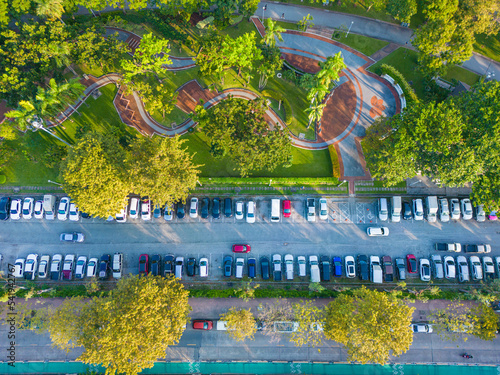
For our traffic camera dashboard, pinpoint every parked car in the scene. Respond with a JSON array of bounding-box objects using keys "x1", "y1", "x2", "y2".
[
  {"x1": 189, "y1": 197, "x2": 199, "y2": 218},
  {"x1": 176, "y1": 202, "x2": 185, "y2": 219},
  {"x1": 99, "y1": 254, "x2": 111, "y2": 279},
  {"x1": 412, "y1": 199, "x2": 424, "y2": 221},
  {"x1": 272, "y1": 254, "x2": 282, "y2": 281},
  {"x1": 285, "y1": 254, "x2": 294, "y2": 280},
  {"x1": 395, "y1": 258, "x2": 406, "y2": 280},
  {"x1": 457, "y1": 256, "x2": 470, "y2": 282},
  {"x1": 187, "y1": 257, "x2": 196, "y2": 277},
  {"x1": 248, "y1": 257, "x2": 256, "y2": 278},
  {"x1": 260, "y1": 256, "x2": 270, "y2": 280},
  {"x1": 152, "y1": 204, "x2": 162, "y2": 219},
  {"x1": 306, "y1": 198, "x2": 316, "y2": 222},
  {"x1": 332, "y1": 256, "x2": 342, "y2": 277},
  {"x1": 164, "y1": 204, "x2": 174, "y2": 221},
  {"x1": 60, "y1": 232, "x2": 85, "y2": 243},
  {"x1": 483, "y1": 256, "x2": 495, "y2": 280},
  {"x1": 309, "y1": 255, "x2": 320, "y2": 283},
  {"x1": 246, "y1": 201, "x2": 256, "y2": 223},
  {"x1": 13, "y1": 258, "x2": 25, "y2": 278},
  {"x1": 138, "y1": 254, "x2": 149, "y2": 276},
  {"x1": 235, "y1": 201, "x2": 244, "y2": 220},
  {"x1": 38, "y1": 255, "x2": 50, "y2": 279},
  {"x1": 0, "y1": 196, "x2": 11, "y2": 220},
  {"x1": 224, "y1": 197, "x2": 232, "y2": 218},
  {"x1": 406, "y1": 254, "x2": 417, "y2": 274},
  {"x1": 431, "y1": 254, "x2": 444, "y2": 279},
  {"x1": 75, "y1": 256, "x2": 87, "y2": 279},
  {"x1": 212, "y1": 198, "x2": 221, "y2": 219},
  {"x1": 62, "y1": 254, "x2": 75, "y2": 280},
  {"x1": 141, "y1": 197, "x2": 151, "y2": 221},
  {"x1": 223, "y1": 256, "x2": 232, "y2": 277},
  {"x1": 50, "y1": 254, "x2": 62, "y2": 280},
  {"x1": 232, "y1": 244, "x2": 251, "y2": 253},
  {"x1": 57, "y1": 197, "x2": 70, "y2": 221},
  {"x1": 378, "y1": 198, "x2": 389, "y2": 221},
  {"x1": 10, "y1": 198, "x2": 21, "y2": 220},
  {"x1": 403, "y1": 201, "x2": 412, "y2": 220},
  {"x1": 366, "y1": 227, "x2": 389, "y2": 236},
  {"x1": 444, "y1": 256, "x2": 456, "y2": 279},
  {"x1": 87, "y1": 257, "x2": 98, "y2": 278},
  {"x1": 22, "y1": 197, "x2": 34, "y2": 219},
  {"x1": 439, "y1": 198, "x2": 450, "y2": 222},
  {"x1": 319, "y1": 198, "x2": 328, "y2": 220},
  {"x1": 69, "y1": 203, "x2": 80, "y2": 221},
  {"x1": 476, "y1": 205, "x2": 486, "y2": 222},
  {"x1": 345, "y1": 256, "x2": 356, "y2": 278},
  {"x1": 298, "y1": 256, "x2": 306, "y2": 277},
  {"x1": 199, "y1": 257, "x2": 208, "y2": 277},
  {"x1": 24, "y1": 253, "x2": 38, "y2": 280},
  {"x1": 412, "y1": 324, "x2": 433, "y2": 333},
  {"x1": 450, "y1": 198, "x2": 461, "y2": 220},
  {"x1": 175, "y1": 257, "x2": 184, "y2": 279},
  {"x1": 320, "y1": 255, "x2": 330, "y2": 281},
  {"x1": 469, "y1": 256, "x2": 483, "y2": 280},
  {"x1": 464, "y1": 244, "x2": 492, "y2": 253},
  {"x1": 151, "y1": 254, "x2": 161, "y2": 276},
  {"x1": 235, "y1": 258, "x2": 244, "y2": 278},
  {"x1": 201, "y1": 197, "x2": 210, "y2": 219},
  {"x1": 129, "y1": 197, "x2": 140, "y2": 219},
  {"x1": 282, "y1": 199, "x2": 292, "y2": 218},
  {"x1": 382, "y1": 256, "x2": 394, "y2": 282},
  {"x1": 164, "y1": 254, "x2": 175, "y2": 276},
  {"x1": 358, "y1": 255, "x2": 369, "y2": 281},
  {"x1": 420, "y1": 258, "x2": 431, "y2": 282},
  {"x1": 192, "y1": 320, "x2": 213, "y2": 330},
  {"x1": 495, "y1": 256, "x2": 500, "y2": 278},
  {"x1": 461, "y1": 199, "x2": 473, "y2": 220}
]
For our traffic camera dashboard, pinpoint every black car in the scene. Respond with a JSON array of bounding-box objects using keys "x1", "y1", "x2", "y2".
[
  {"x1": 81, "y1": 212, "x2": 92, "y2": 219},
  {"x1": 187, "y1": 257, "x2": 196, "y2": 276},
  {"x1": 212, "y1": 198, "x2": 220, "y2": 219},
  {"x1": 176, "y1": 202, "x2": 185, "y2": 219},
  {"x1": 358, "y1": 255, "x2": 369, "y2": 281},
  {"x1": 164, "y1": 254, "x2": 174, "y2": 276},
  {"x1": 201, "y1": 198, "x2": 210, "y2": 219},
  {"x1": 151, "y1": 254, "x2": 161, "y2": 276},
  {"x1": 248, "y1": 257, "x2": 256, "y2": 278},
  {"x1": 320, "y1": 256, "x2": 331, "y2": 281},
  {"x1": 0, "y1": 197, "x2": 11, "y2": 220},
  {"x1": 403, "y1": 201, "x2": 412, "y2": 220},
  {"x1": 223, "y1": 256, "x2": 232, "y2": 277},
  {"x1": 224, "y1": 198, "x2": 232, "y2": 218},
  {"x1": 260, "y1": 257, "x2": 270, "y2": 280},
  {"x1": 99, "y1": 254, "x2": 111, "y2": 279}
]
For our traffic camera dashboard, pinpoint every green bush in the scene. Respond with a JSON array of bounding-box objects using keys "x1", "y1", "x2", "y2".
[
  {"x1": 198, "y1": 177, "x2": 340, "y2": 185},
  {"x1": 328, "y1": 144, "x2": 340, "y2": 178},
  {"x1": 0, "y1": 174, "x2": 6, "y2": 184},
  {"x1": 196, "y1": 16, "x2": 214, "y2": 29},
  {"x1": 380, "y1": 64, "x2": 419, "y2": 104}
]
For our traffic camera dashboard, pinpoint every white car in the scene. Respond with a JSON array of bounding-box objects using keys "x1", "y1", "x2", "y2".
[
  {"x1": 10, "y1": 199, "x2": 21, "y2": 220},
  {"x1": 69, "y1": 203, "x2": 80, "y2": 221},
  {"x1": 24, "y1": 253, "x2": 38, "y2": 280},
  {"x1": 141, "y1": 198, "x2": 151, "y2": 221},
  {"x1": 235, "y1": 257, "x2": 244, "y2": 278},
  {"x1": 112, "y1": 253, "x2": 123, "y2": 278},
  {"x1": 246, "y1": 201, "x2": 256, "y2": 223},
  {"x1": 189, "y1": 197, "x2": 198, "y2": 218},
  {"x1": 34, "y1": 200, "x2": 44, "y2": 219},
  {"x1": 57, "y1": 197, "x2": 70, "y2": 221},
  {"x1": 457, "y1": 256, "x2": 470, "y2": 282},
  {"x1": 444, "y1": 256, "x2": 456, "y2": 279},
  {"x1": 199, "y1": 257, "x2": 208, "y2": 277},
  {"x1": 235, "y1": 201, "x2": 244, "y2": 220},
  {"x1": 419, "y1": 258, "x2": 431, "y2": 282},
  {"x1": 285, "y1": 254, "x2": 294, "y2": 280},
  {"x1": 483, "y1": 256, "x2": 495, "y2": 279},
  {"x1": 297, "y1": 256, "x2": 306, "y2": 277},
  {"x1": 412, "y1": 323, "x2": 433, "y2": 333},
  {"x1": 476, "y1": 205, "x2": 485, "y2": 222},
  {"x1": 431, "y1": 254, "x2": 444, "y2": 279},
  {"x1": 366, "y1": 227, "x2": 389, "y2": 236},
  {"x1": 115, "y1": 207, "x2": 127, "y2": 222},
  {"x1": 461, "y1": 199, "x2": 473, "y2": 220},
  {"x1": 309, "y1": 255, "x2": 320, "y2": 283},
  {"x1": 378, "y1": 198, "x2": 389, "y2": 221},
  {"x1": 60, "y1": 232, "x2": 85, "y2": 242},
  {"x1": 38, "y1": 255, "x2": 50, "y2": 279},
  {"x1": 22, "y1": 197, "x2": 34, "y2": 219},
  {"x1": 469, "y1": 256, "x2": 483, "y2": 280},
  {"x1": 439, "y1": 198, "x2": 450, "y2": 222},
  {"x1": 450, "y1": 198, "x2": 461, "y2": 220},
  {"x1": 87, "y1": 257, "x2": 98, "y2": 278},
  {"x1": 345, "y1": 256, "x2": 356, "y2": 278},
  {"x1": 13, "y1": 258, "x2": 25, "y2": 278},
  {"x1": 412, "y1": 199, "x2": 424, "y2": 221},
  {"x1": 129, "y1": 197, "x2": 139, "y2": 219},
  {"x1": 319, "y1": 198, "x2": 328, "y2": 220},
  {"x1": 75, "y1": 256, "x2": 87, "y2": 279}
]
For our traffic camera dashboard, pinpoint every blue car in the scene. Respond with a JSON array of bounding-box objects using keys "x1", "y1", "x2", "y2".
[
  {"x1": 248, "y1": 258, "x2": 256, "y2": 278},
  {"x1": 333, "y1": 256, "x2": 342, "y2": 277},
  {"x1": 223, "y1": 256, "x2": 232, "y2": 277}
]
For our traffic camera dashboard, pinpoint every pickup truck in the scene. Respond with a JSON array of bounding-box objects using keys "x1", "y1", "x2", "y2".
[
  {"x1": 464, "y1": 244, "x2": 491, "y2": 253},
  {"x1": 435, "y1": 243, "x2": 462, "y2": 252},
  {"x1": 272, "y1": 254, "x2": 282, "y2": 281},
  {"x1": 382, "y1": 256, "x2": 394, "y2": 282}
]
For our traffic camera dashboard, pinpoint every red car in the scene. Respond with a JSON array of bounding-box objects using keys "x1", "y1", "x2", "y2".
[
  {"x1": 139, "y1": 254, "x2": 149, "y2": 276},
  {"x1": 232, "y1": 244, "x2": 251, "y2": 253},
  {"x1": 406, "y1": 254, "x2": 417, "y2": 274},
  {"x1": 283, "y1": 200, "x2": 292, "y2": 218},
  {"x1": 192, "y1": 320, "x2": 213, "y2": 330}
]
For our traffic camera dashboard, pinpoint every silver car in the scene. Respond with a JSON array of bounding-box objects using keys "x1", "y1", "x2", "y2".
[
  {"x1": 297, "y1": 256, "x2": 306, "y2": 277},
  {"x1": 444, "y1": 256, "x2": 456, "y2": 279},
  {"x1": 457, "y1": 256, "x2": 470, "y2": 282},
  {"x1": 439, "y1": 198, "x2": 450, "y2": 222},
  {"x1": 431, "y1": 255, "x2": 444, "y2": 279},
  {"x1": 38, "y1": 255, "x2": 50, "y2": 279},
  {"x1": 469, "y1": 256, "x2": 483, "y2": 280},
  {"x1": 345, "y1": 256, "x2": 356, "y2": 278},
  {"x1": 450, "y1": 198, "x2": 461, "y2": 220}
]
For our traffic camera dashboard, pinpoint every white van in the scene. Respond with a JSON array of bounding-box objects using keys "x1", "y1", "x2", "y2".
[
  {"x1": 43, "y1": 195, "x2": 57, "y2": 220},
  {"x1": 378, "y1": 198, "x2": 388, "y2": 221},
  {"x1": 235, "y1": 258, "x2": 244, "y2": 278},
  {"x1": 370, "y1": 256, "x2": 383, "y2": 283},
  {"x1": 391, "y1": 196, "x2": 401, "y2": 222},
  {"x1": 175, "y1": 257, "x2": 184, "y2": 279},
  {"x1": 270, "y1": 199, "x2": 280, "y2": 222},
  {"x1": 426, "y1": 196, "x2": 438, "y2": 222},
  {"x1": 309, "y1": 255, "x2": 320, "y2": 283}
]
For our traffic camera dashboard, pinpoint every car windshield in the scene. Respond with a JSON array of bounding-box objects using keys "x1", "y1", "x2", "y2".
[{"x1": 410, "y1": 259, "x2": 416, "y2": 268}]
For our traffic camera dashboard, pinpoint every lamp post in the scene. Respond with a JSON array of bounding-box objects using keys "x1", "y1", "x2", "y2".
[
  {"x1": 31, "y1": 115, "x2": 72, "y2": 147},
  {"x1": 346, "y1": 21, "x2": 354, "y2": 37},
  {"x1": 262, "y1": 5, "x2": 267, "y2": 21},
  {"x1": 48, "y1": 180, "x2": 62, "y2": 186}
]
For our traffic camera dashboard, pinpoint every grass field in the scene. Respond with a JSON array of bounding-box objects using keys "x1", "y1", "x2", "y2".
[
  {"x1": 473, "y1": 33, "x2": 500, "y2": 63},
  {"x1": 337, "y1": 33, "x2": 389, "y2": 56}
]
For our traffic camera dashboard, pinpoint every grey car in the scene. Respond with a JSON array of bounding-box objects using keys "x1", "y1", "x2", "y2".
[
  {"x1": 395, "y1": 258, "x2": 406, "y2": 280},
  {"x1": 223, "y1": 256, "x2": 232, "y2": 277}
]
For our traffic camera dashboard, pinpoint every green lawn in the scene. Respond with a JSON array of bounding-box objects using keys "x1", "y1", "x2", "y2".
[
  {"x1": 338, "y1": 33, "x2": 389, "y2": 56},
  {"x1": 442, "y1": 66, "x2": 480, "y2": 87},
  {"x1": 474, "y1": 33, "x2": 500, "y2": 63}
]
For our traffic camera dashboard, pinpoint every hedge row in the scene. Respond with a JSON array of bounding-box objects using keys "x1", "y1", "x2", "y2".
[
  {"x1": 380, "y1": 64, "x2": 419, "y2": 104},
  {"x1": 198, "y1": 177, "x2": 340, "y2": 185},
  {"x1": 328, "y1": 144, "x2": 341, "y2": 179}
]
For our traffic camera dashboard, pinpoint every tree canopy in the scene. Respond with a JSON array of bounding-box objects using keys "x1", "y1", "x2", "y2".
[
  {"x1": 323, "y1": 287, "x2": 414, "y2": 364},
  {"x1": 194, "y1": 97, "x2": 292, "y2": 177},
  {"x1": 219, "y1": 307, "x2": 257, "y2": 342}
]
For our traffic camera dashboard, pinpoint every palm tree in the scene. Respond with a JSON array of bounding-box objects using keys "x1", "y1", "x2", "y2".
[
  {"x1": 305, "y1": 102, "x2": 326, "y2": 129},
  {"x1": 45, "y1": 42, "x2": 76, "y2": 75},
  {"x1": 263, "y1": 18, "x2": 286, "y2": 48},
  {"x1": 35, "y1": 0, "x2": 65, "y2": 23},
  {"x1": 316, "y1": 52, "x2": 346, "y2": 88},
  {"x1": 307, "y1": 82, "x2": 330, "y2": 104},
  {"x1": 47, "y1": 78, "x2": 86, "y2": 115}
]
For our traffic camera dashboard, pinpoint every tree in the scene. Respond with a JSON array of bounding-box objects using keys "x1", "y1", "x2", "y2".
[
  {"x1": 386, "y1": 0, "x2": 417, "y2": 24},
  {"x1": 35, "y1": 0, "x2": 65, "y2": 21},
  {"x1": 45, "y1": 275, "x2": 191, "y2": 375},
  {"x1": 239, "y1": 0, "x2": 259, "y2": 17},
  {"x1": 46, "y1": 78, "x2": 86, "y2": 115},
  {"x1": 257, "y1": 298, "x2": 294, "y2": 343},
  {"x1": 43, "y1": 41, "x2": 76, "y2": 74},
  {"x1": 230, "y1": 33, "x2": 262, "y2": 80},
  {"x1": 297, "y1": 14, "x2": 314, "y2": 32},
  {"x1": 257, "y1": 45, "x2": 283, "y2": 90},
  {"x1": 323, "y1": 287, "x2": 414, "y2": 364},
  {"x1": 194, "y1": 97, "x2": 292, "y2": 177},
  {"x1": 219, "y1": 307, "x2": 257, "y2": 342},
  {"x1": 61, "y1": 133, "x2": 130, "y2": 218},
  {"x1": 196, "y1": 32, "x2": 231, "y2": 83},
  {"x1": 316, "y1": 52, "x2": 346, "y2": 89},
  {"x1": 289, "y1": 300, "x2": 325, "y2": 348},
  {"x1": 263, "y1": 18, "x2": 285, "y2": 48},
  {"x1": 127, "y1": 136, "x2": 200, "y2": 206},
  {"x1": 305, "y1": 102, "x2": 326, "y2": 128}
]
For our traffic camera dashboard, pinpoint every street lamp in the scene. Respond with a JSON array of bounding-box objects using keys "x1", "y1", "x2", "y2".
[
  {"x1": 48, "y1": 180, "x2": 62, "y2": 186},
  {"x1": 346, "y1": 21, "x2": 354, "y2": 37},
  {"x1": 31, "y1": 115, "x2": 72, "y2": 147},
  {"x1": 262, "y1": 5, "x2": 267, "y2": 21}
]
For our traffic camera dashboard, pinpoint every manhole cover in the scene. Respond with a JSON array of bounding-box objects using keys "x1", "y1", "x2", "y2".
[{"x1": 299, "y1": 133, "x2": 305, "y2": 139}]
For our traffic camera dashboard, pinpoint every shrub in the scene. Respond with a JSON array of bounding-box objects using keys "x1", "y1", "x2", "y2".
[
  {"x1": 198, "y1": 177, "x2": 340, "y2": 185},
  {"x1": 328, "y1": 144, "x2": 340, "y2": 178},
  {"x1": 380, "y1": 64, "x2": 419, "y2": 104},
  {"x1": 0, "y1": 174, "x2": 5, "y2": 184}
]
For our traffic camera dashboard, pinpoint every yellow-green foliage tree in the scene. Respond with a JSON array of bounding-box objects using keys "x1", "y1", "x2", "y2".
[
  {"x1": 290, "y1": 300, "x2": 325, "y2": 348},
  {"x1": 219, "y1": 307, "x2": 257, "y2": 342}
]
